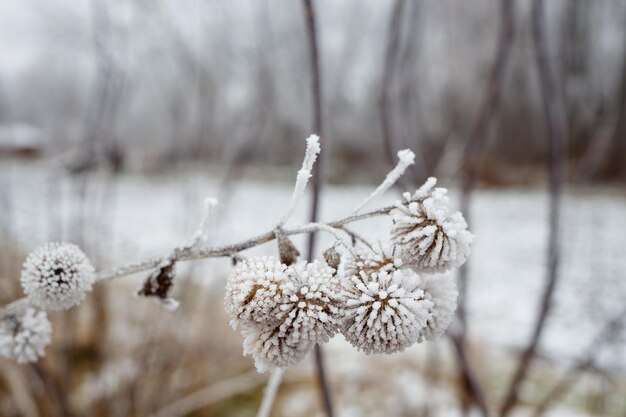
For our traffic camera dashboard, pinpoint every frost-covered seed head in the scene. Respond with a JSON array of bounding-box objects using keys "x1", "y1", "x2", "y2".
[
  {"x1": 233, "y1": 259, "x2": 342, "y2": 372},
  {"x1": 224, "y1": 257, "x2": 288, "y2": 330},
  {"x1": 241, "y1": 325, "x2": 313, "y2": 373},
  {"x1": 0, "y1": 308, "x2": 52, "y2": 364},
  {"x1": 419, "y1": 274, "x2": 458, "y2": 341},
  {"x1": 21, "y1": 242, "x2": 95, "y2": 311},
  {"x1": 390, "y1": 177, "x2": 473, "y2": 273},
  {"x1": 340, "y1": 249, "x2": 433, "y2": 354}
]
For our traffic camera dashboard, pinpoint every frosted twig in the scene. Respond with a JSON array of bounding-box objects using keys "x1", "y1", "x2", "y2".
[
  {"x1": 189, "y1": 197, "x2": 218, "y2": 248},
  {"x1": 278, "y1": 135, "x2": 321, "y2": 226},
  {"x1": 353, "y1": 149, "x2": 415, "y2": 213},
  {"x1": 0, "y1": 203, "x2": 397, "y2": 320},
  {"x1": 256, "y1": 368, "x2": 284, "y2": 417}
]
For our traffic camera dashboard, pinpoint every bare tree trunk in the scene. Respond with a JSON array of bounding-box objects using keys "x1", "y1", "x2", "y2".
[
  {"x1": 499, "y1": 0, "x2": 566, "y2": 415},
  {"x1": 301, "y1": 1, "x2": 334, "y2": 417}
]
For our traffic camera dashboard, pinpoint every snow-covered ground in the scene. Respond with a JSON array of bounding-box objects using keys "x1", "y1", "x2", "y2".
[{"x1": 3, "y1": 161, "x2": 626, "y2": 373}]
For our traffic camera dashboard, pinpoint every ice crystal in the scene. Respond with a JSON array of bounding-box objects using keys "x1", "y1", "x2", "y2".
[
  {"x1": 21, "y1": 242, "x2": 95, "y2": 311},
  {"x1": 391, "y1": 177, "x2": 473, "y2": 273},
  {"x1": 0, "y1": 308, "x2": 52, "y2": 363},
  {"x1": 419, "y1": 274, "x2": 458, "y2": 341},
  {"x1": 340, "y1": 248, "x2": 433, "y2": 354}
]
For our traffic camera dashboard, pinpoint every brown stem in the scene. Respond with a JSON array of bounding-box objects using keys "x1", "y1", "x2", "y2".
[
  {"x1": 301, "y1": 1, "x2": 334, "y2": 416},
  {"x1": 458, "y1": 0, "x2": 515, "y2": 330},
  {"x1": 449, "y1": 333, "x2": 490, "y2": 417},
  {"x1": 533, "y1": 307, "x2": 626, "y2": 417},
  {"x1": 499, "y1": 1, "x2": 566, "y2": 415},
  {"x1": 453, "y1": 1, "x2": 514, "y2": 415},
  {"x1": 379, "y1": 0, "x2": 410, "y2": 189}
]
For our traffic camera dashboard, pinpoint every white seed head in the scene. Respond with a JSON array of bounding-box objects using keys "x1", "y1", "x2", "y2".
[
  {"x1": 225, "y1": 257, "x2": 288, "y2": 330},
  {"x1": 391, "y1": 177, "x2": 473, "y2": 273},
  {"x1": 419, "y1": 274, "x2": 458, "y2": 341},
  {"x1": 340, "y1": 249, "x2": 433, "y2": 354},
  {"x1": 241, "y1": 324, "x2": 313, "y2": 373},
  {"x1": 228, "y1": 258, "x2": 342, "y2": 372},
  {"x1": 21, "y1": 242, "x2": 95, "y2": 311},
  {"x1": 0, "y1": 308, "x2": 52, "y2": 364}
]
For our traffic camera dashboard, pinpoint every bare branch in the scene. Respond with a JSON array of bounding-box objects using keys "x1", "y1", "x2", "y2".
[
  {"x1": 499, "y1": 0, "x2": 567, "y2": 415},
  {"x1": 379, "y1": 0, "x2": 409, "y2": 189},
  {"x1": 452, "y1": 1, "x2": 514, "y2": 415},
  {"x1": 301, "y1": 1, "x2": 335, "y2": 416},
  {"x1": 457, "y1": 0, "x2": 515, "y2": 329},
  {"x1": 533, "y1": 307, "x2": 626, "y2": 417},
  {"x1": 0, "y1": 204, "x2": 398, "y2": 321},
  {"x1": 448, "y1": 332, "x2": 490, "y2": 417}
]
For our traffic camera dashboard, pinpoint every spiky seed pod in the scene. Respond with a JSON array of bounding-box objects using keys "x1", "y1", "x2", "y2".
[
  {"x1": 390, "y1": 178, "x2": 473, "y2": 273},
  {"x1": 241, "y1": 325, "x2": 313, "y2": 373},
  {"x1": 419, "y1": 274, "x2": 458, "y2": 341},
  {"x1": 224, "y1": 257, "x2": 288, "y2": 330},
  {"x1": 340, "y1": 249, "x2": 433, "y2": 354},
  {"x1": 236, "y1": 260, "x2": 342, "y2": 372},
  {"x1": 21, "y1": 242, "x2": 95, "y2": 311},
  {"x1": 0, "y1": 308, "x2": 52, "y2": 363},
  {"x1": 279, "y1": 261, "x2": 343, "y2": 343}
]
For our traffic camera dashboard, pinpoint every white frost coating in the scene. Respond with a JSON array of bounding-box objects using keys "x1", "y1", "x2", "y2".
[
  {"x1": 278, "y1": 134, "x2": 321, "y2": 226},
  {"x1": 21, "y1": 242, "x2": 95, "y2": 311},
  {"x1": 419, "y1": 274, "x2": 458, "y2": 341},
  {"x1": 391, "y1": 177, "x2": 474, "y2": 273},
  {"x1": 190, "y1": 197, "x2": 218, "y2": 247},
  {"x1": 353, "y1": 149, "x2": 415, "y2": 213},
  {"x1": 340, "y1": 248, "x2": 433, "y2": 354},
  {"x1": 0, "y1": 308, "x2": 52, "y2": 363},
  {"x1": 227, "y1": 258, "x2": 342, "y2": 372},
  {"x1": 225, "y1": 257, "x2": 289, "y2": 330}
]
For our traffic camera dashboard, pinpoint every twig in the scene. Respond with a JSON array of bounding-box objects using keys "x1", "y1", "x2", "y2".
[
  {"x1": 457, "y1": 0, "x2": 515, "y2": 330},
  {"x1": 533, "y1": 307, "x2": 626, "y2": 417},
  {"x1": 0, "y1": 204, "x2": 397, "y2": 320},
  {"x1": 301, "y1": 1, "x2": 335, "y2": 416},
  {"x1": 256, "y1": 369, "x2": 284, "y2": 417},
  {"x1": 499, "y1": 1, "x2": 566, "y2": 415},
  {"x1": 379, "y1": 0, "x2": 409, "y2": 189},
  {"x1": 453, "y1": 2, "x2": 514, "y2": 415},
  {"x1": 448, "y1": 332, "x2": 490, "y2": 417}
]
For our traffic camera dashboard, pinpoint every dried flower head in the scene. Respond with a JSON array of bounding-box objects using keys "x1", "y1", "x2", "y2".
[
  {"x1": 241, "y1": 324, "x2": 313, "y2": 373},
  {"x1": 225, "y1": 257, "x2": 288, "y2": 330},
  {"x1": 340, "y1": 248, "x2": 433, "y2": 354},
  {"x1": 419, "y1": 274, "x2": 458, "y2": 341},
  {"x1": 21, "y1": 242, "x2": 95, "y2": 311},
  {"x1": 0, "y1": 308, "x2": 52, "y2": 363},
  {"x1": 390, "y1": 177, "x2": 473, "y2": 273},
  {"x1": 228, "y1": 259, "x2": 342, "y2": 372}
]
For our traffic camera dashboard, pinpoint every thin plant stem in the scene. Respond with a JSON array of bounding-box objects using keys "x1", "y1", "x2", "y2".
[
  {"x1": 301, "y1": 1, "x2": 335, "y2": 416},
  {"x1": 256, "y1": 369, "x2": 284, "y2": 417},
  {"x1": 499, "y1": 0, "x2": 566, "y2": 415},
  {"x1": 0, "y1": 199, "x2": 397, "y2": 325}
]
